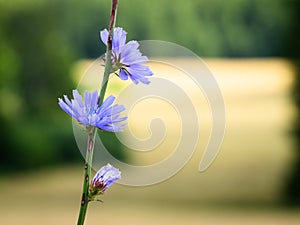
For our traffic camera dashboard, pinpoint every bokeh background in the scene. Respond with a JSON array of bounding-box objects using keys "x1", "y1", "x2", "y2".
[{"x1": 1, "y1": 0, "x2": 300, "y2": 224}]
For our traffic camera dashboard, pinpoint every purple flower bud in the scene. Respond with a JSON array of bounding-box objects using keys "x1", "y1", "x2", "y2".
[{"x1": 90, "y1": 164, "x2": 121, "y2": 196}]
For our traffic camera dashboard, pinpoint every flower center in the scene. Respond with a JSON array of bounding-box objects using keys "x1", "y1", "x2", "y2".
[{"x1": 111, "y1": 52, "x2": 130, "y2": 73}]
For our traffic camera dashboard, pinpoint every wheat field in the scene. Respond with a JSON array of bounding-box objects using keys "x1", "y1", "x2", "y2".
[{"x1": 1, "y1": 58, "x2": 299, "y2": 225}]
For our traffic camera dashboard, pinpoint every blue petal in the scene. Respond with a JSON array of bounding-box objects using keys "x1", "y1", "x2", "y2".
[
  {"x1": 73, "y1": 90, "x2": 84, "y2": 108},
  {"x1": 120, "y1": 41, "x2": 149, "y2": 65},
  {"x1": 119, "y1": 69, "x2": 129, "y2": 80},
  {"x1": 120, "y1": 41, "x2": 140, "y2": 59},
  {"x1": 100, "y1": 29, "x2": 109, "y2": 45},
  {"x1": 100, "y1": 27, "x2": 127, "y2": 55},
  {"x1": 90, "y1": 90, "x2": 99, "y2": 110},
  {"x1": 84, "y1": 90, "x2": 93, "y2": 112},
  {"x1": 97, "y1": 95, "x2": 115, "y2": 112},
  {"x1": 129, "y1": 64, "x2": 153, "y2": 76},
  {"x1": 109, "y1": 104, "x2": 126, "y2": 115},
  {"x1": 63, "y1": 95, "x2": 72, "y2": 107},
  {"x1": 58, "y1": 98, "x2": 73, "y2": 117},
  {"x1": 125, "y1": 64, "x2": 153, "y2": 84},
  {"x1": 112, "y1": 27, "x2": 127, "y2": 54}
]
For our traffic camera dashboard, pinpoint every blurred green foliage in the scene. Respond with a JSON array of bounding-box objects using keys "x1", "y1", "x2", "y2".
[
  {"x1": 0, "y1": 0, "x2": 122, "y2": 171},
  {"x1": 120, "y1": 0, "x2": 291, "y2": 57},
  {"x1": 282, "y1": 0, "x2": 300, "y2": 206},
  {"x1": 0, "y1": 0, "x2": 295, "y2": 172}
]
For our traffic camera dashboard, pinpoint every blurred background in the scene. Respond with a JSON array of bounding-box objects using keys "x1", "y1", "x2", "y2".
[{"x1": 1, "y1": 0, "x2": 300, "y2": 224}]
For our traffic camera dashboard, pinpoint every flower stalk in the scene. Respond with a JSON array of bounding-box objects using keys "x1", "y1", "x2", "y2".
[
  {"x1": 99, "y1": 0, "x2": 118, "y2": 104},
  {"x1": 58, "y1": 0, "x2": 153, "y2": 224},
  {"x1": 76, "y1": 1, "x2": 119, "y2": 225},
  {"x1": 77, "y1": 128, "x2": 96, "y2": 225}
]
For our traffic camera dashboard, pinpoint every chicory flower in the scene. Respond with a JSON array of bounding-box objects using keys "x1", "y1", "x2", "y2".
[
  {"x1": 58, "y1": 90, "x2": 127, "y2": 132},
  {"x1": 100, "y1": 27, "x2": 153, "y2": 84}
]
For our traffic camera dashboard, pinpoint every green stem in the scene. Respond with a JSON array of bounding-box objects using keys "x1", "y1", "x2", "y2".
[
  {"x1": 76, "y1": 1, "x2": 119, "y2": 225},
  {"x1": 77, "y1": 128, "x2": 96, "y2": 225},
  {"x1": 99, "y1": 0, "x2": 118, "y2": 104}
]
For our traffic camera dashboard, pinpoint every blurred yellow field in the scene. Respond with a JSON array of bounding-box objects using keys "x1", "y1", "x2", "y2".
[
  {"x1": 1, "y1": 58, "x2": 299, "y2": 224},
  {"x1": 72, "y1": 58, "x2": 296, "y2": 201},
  {"x1": 1, "y1": 165, "x2": 300, "y2": 225}
]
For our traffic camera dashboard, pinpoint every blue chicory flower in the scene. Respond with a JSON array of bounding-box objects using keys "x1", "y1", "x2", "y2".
[
  {"x1": 58, "y1": 90, "x2": 127, "y2": 132},
  {"x1": 90, "y1": 163, "x2": 121, "y2": 196},
  {"x1": 100, "y1": 27, "x2": 153, "y2": 84}
]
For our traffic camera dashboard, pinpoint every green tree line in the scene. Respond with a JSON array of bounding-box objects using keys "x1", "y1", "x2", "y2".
[{"x1": 0, "y1": 0, "x2": 294, "y2": 172}]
